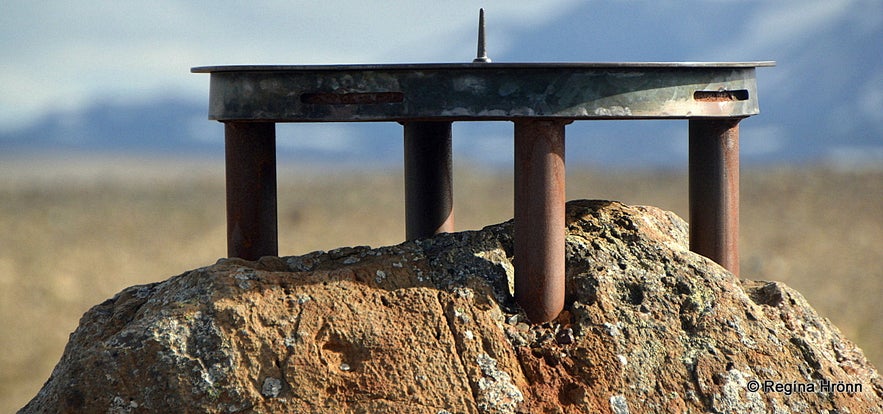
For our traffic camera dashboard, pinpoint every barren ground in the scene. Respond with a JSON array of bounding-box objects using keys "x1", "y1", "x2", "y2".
[{"x1": 1, "y1": 157, "x2": 880, "y2": 412}]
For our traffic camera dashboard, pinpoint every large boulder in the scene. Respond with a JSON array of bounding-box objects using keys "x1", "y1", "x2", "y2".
[{"x1": 21, "y1": 200, "x2": 882, "y2": 413}]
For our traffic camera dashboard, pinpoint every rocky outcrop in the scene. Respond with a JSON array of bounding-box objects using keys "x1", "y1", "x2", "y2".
[{"x1": 21, "y1": 200, "x2": 882, "y2": 413}]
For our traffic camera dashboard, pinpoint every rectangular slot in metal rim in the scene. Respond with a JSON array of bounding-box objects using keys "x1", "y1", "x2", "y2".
[{"x1": 693, "y1": 89, "x2": 749, "y2": 102}]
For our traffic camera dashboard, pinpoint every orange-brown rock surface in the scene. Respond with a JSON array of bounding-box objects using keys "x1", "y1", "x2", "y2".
[{"x1": 21, "y1": 200, "x2": 882, "y2": 413}]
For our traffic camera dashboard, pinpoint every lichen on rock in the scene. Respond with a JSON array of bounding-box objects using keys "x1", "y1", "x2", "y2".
[{"x1": 20, "y1": 200, "x2": 883, "y2": 413}]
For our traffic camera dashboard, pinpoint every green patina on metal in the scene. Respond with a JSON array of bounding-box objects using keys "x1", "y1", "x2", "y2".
[{"x1": 191, "y1": 62, "x2": 774, "y2": 122}]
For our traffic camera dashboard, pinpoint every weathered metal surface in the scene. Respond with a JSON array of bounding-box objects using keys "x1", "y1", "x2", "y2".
[
  {"x1": 689, "y1": 119, "x2": 740, "y2": 276},
  {"x1": 514, "y1": 120, "x2": 567, "y2": 323},
  {"x1": 192, "y1": 62, "x2": 773, "y2": 122},
  {"x1": 404, "y1": 121, "x2": 455, "y2": 240},
  {"x1": 225, "y1": 122, "x2": 278, "y2": 260}
]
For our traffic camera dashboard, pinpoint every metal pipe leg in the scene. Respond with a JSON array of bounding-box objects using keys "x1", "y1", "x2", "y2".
[
  {"x1": 404, "y1": 121, "x2": 454, "y2": 240},
  {"x1": 689, "y1": 118, "x2": 740, "y2": 275},
  {"x1": 514, "y1": 120, "x2": 566, "y2": 323},
  {"x1": 225, "y1": 122, "x2": 278, "y2": 260}
]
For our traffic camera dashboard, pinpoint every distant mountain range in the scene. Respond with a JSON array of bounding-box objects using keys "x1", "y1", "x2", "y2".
[{"x1": 2, "y1": 2, "x2": 880, "y2": 169}]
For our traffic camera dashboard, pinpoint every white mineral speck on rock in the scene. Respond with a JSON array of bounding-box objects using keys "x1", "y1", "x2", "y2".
[
  {"x1": 284, "y1": 335, "x2": 297, "y2": 347},
  {"x1": 233, "y1": 268, "x2": 254, "y2": 280},
  {"x1": 475, "y1": 353, "x2": 523, "y2": 412},
  {"x1": 375, "y1": 270, "x2": 386, "y2": 284},
  {"x1": 716, "y1": 369, "x2": 767, "y2": 413},
  {"x1": 454, "y1": 308, "x2": 470, "y2": 323},
  {"x1": 604, "y1": 322, "x2": 621, "y2": 337},
  {"x1": 261, "y1": 377, "x2": 282, "y2": 398},
  {"x1": 110, "y1": 396, "x2": 139, "y2": 412},
  {"x1": 610, "y1": 394, "x2": 630, "y2": 414},
  {"x1": 454, "y1": 287, "x2": 474, "y2": 300}
]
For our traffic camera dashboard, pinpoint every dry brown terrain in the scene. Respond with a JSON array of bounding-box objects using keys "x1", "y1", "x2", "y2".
[{"x1": 1, "y1": 157, "x2": 880, "y2": 412}]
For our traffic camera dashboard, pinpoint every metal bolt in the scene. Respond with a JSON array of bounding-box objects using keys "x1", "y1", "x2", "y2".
[{"x1": 473, "y1": 8, "x2": 492, "y2": 63}]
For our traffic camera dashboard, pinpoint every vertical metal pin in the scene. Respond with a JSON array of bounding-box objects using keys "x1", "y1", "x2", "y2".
[{"x1": 473, "y1": 8, "x2": 492, "y2": 63}]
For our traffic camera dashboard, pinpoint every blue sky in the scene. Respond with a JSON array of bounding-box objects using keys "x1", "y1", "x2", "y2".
[
  {"x1": 2, "y1": 1, "x2": 881, "y2": 166},
  {"x1": 1, "y1": 1, "x2": 872, "y2": 127},
  {"x1": 1, "y1": 1, "x2": 579, "y2": 130}
]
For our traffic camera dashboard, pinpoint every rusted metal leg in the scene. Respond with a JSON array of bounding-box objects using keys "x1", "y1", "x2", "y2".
[
  {"x1": 514, "y1": 120, "x2": 567, "y2": 323},
  {"x1": 689, "y1": 118, "x2": 740, "y2": 275},
  {"x1": 404, "y1": 121, "x2": 454, "y2": 240},
  {"x1": 225, "y1": 122, "x2": 278, "y2": 260}
]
